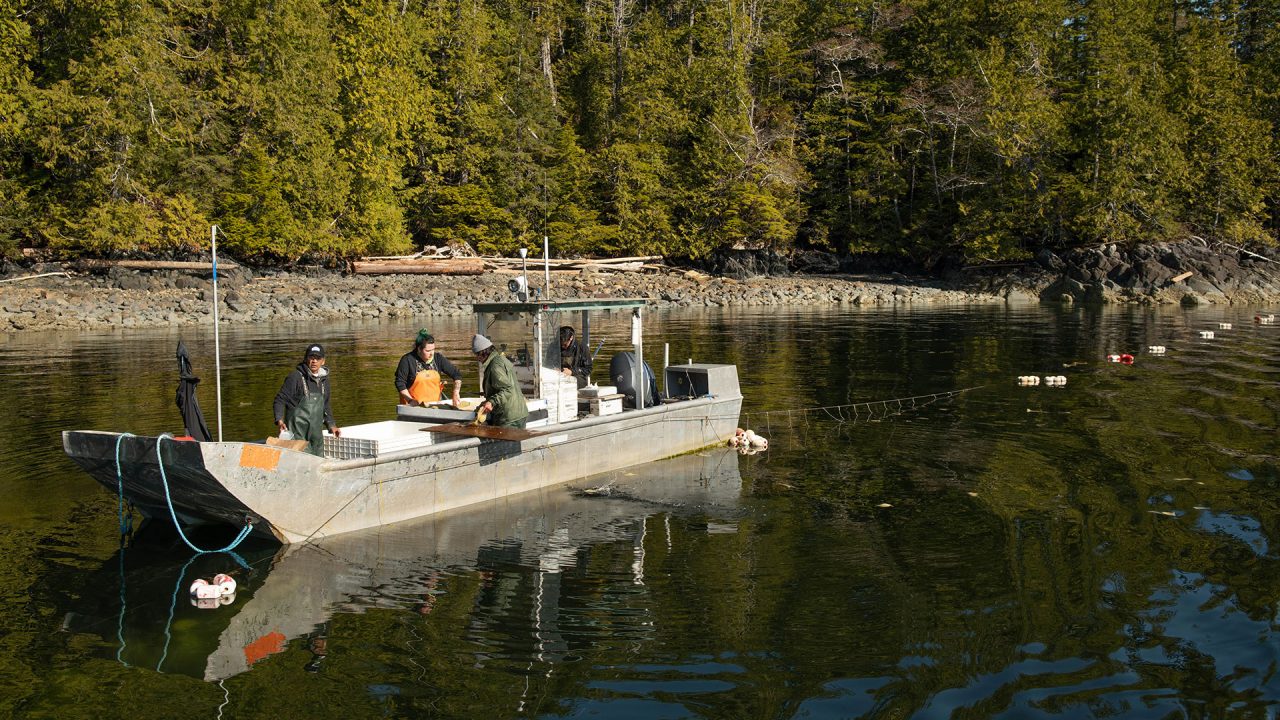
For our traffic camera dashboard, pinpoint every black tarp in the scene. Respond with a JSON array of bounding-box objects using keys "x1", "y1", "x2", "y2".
[{"x1": 176, "y1": 340, "x2": 212, "y2": 441}]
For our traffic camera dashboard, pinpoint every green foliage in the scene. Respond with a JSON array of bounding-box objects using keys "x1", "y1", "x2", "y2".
[
  {"x1": 0, "y1": 6, "x2": 27, "y2": 258},
  {"x1": 69, "y1": 194, "x2": 210, "y2": 253},
  {"x1": 421, "y1": 184, "x2": 515, "y2": 255},
  {"x1": 1172, "y1": 19, "x2": 1274, "y2": 244},
  {"x1": 0, "y1": 0, "x2": 1277, "y2": 263}
]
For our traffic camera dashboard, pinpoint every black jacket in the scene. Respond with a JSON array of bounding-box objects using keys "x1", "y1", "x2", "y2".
[
  {"x1": 394, "y1": 351, "x2": 462, "y2": 392},
  {"x1": 559, "y1": 339, "x2": 593, "y2": 384},
  {"x1": 273, "y1": 363, "x2": 335, "y2": 428}
]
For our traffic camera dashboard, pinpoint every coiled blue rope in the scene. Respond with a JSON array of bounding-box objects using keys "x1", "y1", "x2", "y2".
[
  {"x1": 113, "y1": 433, "x2": 137, "y2": 666},
  {"x1": 112, "y1": 432, "x2": 254, "y2": 553},
  {"x1": 113, "y1": 433, "x2": 135, "y2": 535},
  {"x1": 153, "y1": 433, "x2": 254, "y2": 553},
  {"x1": 113, "y1": 433, "x2": 256, "y2": 671}
]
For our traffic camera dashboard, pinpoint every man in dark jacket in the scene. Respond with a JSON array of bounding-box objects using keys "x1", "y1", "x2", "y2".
[
  {"x1": 273, "y1": 343, "x2": 340, "y2": 455},
  {"x1": 556, "y1": 326, "x2": 593, "y2": 388}
]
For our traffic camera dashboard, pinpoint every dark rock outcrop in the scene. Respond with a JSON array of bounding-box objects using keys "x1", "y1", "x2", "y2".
[{"x1": 1023, "y1": 240, "x2": 1279, "y2": 305}]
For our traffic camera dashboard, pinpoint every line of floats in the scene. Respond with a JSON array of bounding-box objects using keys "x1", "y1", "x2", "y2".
[{"x1": 1017, "y1": 313, "x2": 1276, "y2": 387}]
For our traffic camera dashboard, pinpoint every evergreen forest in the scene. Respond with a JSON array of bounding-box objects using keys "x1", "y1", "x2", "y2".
[{"x1": 1, "y1": 0, "x2": 1278, "y2": 264}]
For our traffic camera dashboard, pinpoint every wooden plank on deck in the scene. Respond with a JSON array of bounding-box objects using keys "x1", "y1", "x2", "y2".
[{"x1": 420, "y1": 423, "x2": 544, "y2": 441}]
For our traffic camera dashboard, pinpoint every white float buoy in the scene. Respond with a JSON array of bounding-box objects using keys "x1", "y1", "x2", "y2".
[
  {"x1": 193, "y1": 582, "x2": 223, "y2": 600},
  {"x1": 730, "y1": 428, "x2": 768, "y2": 451},
  {"x1": 213, "y1": 573, "x2": 237, "y2": 596},
  {"x1": 1199, "y1": 331, "x2": 1215, "y2": 339},
  {"x1": 1218, "y1": 322, "x2": 1232, "y2": 330}
]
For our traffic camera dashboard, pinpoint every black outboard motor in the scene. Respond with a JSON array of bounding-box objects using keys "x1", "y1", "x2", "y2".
[{"x1": 609, "y1": 351, "x2": 659, "y2": 408}]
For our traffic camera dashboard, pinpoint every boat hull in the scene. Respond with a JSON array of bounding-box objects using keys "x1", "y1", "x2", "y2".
[{"x1": 63, "y1": 394, "x2": 741, "y2": 544}]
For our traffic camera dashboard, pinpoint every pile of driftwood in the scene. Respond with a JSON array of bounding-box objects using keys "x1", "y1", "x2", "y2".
[
  {"x1": 3, "y1": 247, "x2": 667, "y2": 281},
  {"x1": 351, "y1": 251, "x2": 666, "y2": 276}
]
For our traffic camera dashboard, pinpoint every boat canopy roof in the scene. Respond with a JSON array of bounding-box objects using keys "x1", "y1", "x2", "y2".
[{"x1": 473, "y1": 298, "x2": 649, "y2": 315}]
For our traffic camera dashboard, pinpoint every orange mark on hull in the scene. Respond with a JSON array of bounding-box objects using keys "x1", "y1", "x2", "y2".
[
  {"x1": 243, "y1": 631, "x2": 287, "y2": 666},
  {"x1": 239, "y1": 444, "x2": 281, "y2": 470}
]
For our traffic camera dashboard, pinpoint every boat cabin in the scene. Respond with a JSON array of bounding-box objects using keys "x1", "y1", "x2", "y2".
[{"x1": 474, "y1": 297, "x2": 654, "y2": 413}]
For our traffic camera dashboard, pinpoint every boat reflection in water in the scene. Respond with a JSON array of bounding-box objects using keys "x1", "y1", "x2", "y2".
[{"x1": 72, "y1": 448, "x2": 745, "y2": 682}]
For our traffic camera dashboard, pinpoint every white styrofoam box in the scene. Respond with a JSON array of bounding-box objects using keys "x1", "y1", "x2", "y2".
[
  {"x1": 558, "y1": 399, "x2": 578, "y2": 422},
  {"x1": 539, "y1": 371, "x2": 575, "y2": 390},
  {"x1": 540, "y1": 374, "x2": 577, "y2": 424},
  {"x1": 539, "y1": 387, "x2": 575, "y2": 404},
  {"x1": 323, "y1": 420, "x2": 436, "y2": 459},
  {"x1": 542, "y1": 393, "x2": 563, "y2": 424},
  {"x1": 589, "y1": 394, "x2": 623, "y2": 417},
  {"x1": 579, "y1": 385, "x2": 617, "y2": 398},
  {"x1": 523, "y1": 398, "x2": 550, "y2": 427},
  {"x1": 551, "y1": 393, "x2": 578, "y2": 419}
]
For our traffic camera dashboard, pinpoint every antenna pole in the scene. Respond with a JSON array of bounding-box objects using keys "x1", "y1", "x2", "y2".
[
  {"x1": 543, "y1": 234, "x2": 550, "y2": 298},
  {"x1": 211, "y1": 224, "x2": 223, "y2": 442},
  {"x1": 542, "y1": 170, "x2": 551, "y2": 298}
]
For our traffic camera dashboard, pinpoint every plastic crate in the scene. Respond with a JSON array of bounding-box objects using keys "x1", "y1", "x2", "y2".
[{"x1": 323, "y1": 420, "x2": 436, "y2": 459}]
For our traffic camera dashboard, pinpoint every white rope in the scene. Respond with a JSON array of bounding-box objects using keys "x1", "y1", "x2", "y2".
[{"x1": 728, "y1": 386, "x2": 986, "y2": 433}]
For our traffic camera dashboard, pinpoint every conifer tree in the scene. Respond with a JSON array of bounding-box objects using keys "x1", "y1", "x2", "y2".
[
  {"x1": 333, "y1": 0, "x2": 430, "y2": 256},
  {"x1": 216, "y1": 0, "x2": 348, "y2": 259},
  {"x1": 1060, "y1": 0, "x2": 1188, "y2": 244},
  {"x1": 0, "y1": 5, "x2": 34, "y2": 256},
  {"x1": 1172, "y1": 10, "x2": 1273, "y2": 243}
]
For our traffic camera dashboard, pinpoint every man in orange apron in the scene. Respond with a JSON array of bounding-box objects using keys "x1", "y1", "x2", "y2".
[{"x1": 395, "y1": 329, "x2": 463, "y2": 406}]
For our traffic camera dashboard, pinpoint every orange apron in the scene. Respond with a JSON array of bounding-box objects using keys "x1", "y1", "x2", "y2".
[{"x1": 406, "y1": 362, "x2": 444, "y2": 404}]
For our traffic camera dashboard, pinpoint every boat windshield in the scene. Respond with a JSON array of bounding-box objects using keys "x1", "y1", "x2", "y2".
[{"x1": 473, "y1": 299, "x2": 648, "y2": 401}]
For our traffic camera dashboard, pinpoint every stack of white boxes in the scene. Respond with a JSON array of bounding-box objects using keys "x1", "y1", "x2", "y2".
[
  {"x1": 588, "y1": 394, "x2": 623, "y2": 416},
  {"x1": 580, "y1": 385, "x2": 623, "y2": 417},
  {"x1": 539, "y1": 370, "x2": 579, "y2": 425}
]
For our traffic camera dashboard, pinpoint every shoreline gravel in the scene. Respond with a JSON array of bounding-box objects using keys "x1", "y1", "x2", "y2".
[
  {"x1": 0, "y1": 268, "x2": 1012, "y2": 332},
  {"x1": 4, "y1": 238, "x2": 1279, "y2": 332}
]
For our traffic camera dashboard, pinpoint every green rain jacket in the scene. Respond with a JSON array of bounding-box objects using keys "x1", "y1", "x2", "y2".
[{"x1": 480, "y1": 351, "x2": 529, "y2": 428}]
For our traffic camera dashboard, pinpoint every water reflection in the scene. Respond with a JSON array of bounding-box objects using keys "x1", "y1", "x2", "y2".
[
  {"x1": 3, "y1": 305, "x2": 1280, "y2": 717},
  {"x1": 67, "y1": 450, "x2": 744, "y2": 683}
]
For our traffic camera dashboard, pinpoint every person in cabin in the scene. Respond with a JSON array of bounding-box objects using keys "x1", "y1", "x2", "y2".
[
  {"x1": 555, "y1": 325, "x2": 593, "y2": 388},
  {"x1": 273, "y1": 343, "x2": 340, "y2": 456},
  {"x1": 395, "y1": 329, "x2": 463, "y2": 407},
  {"x1": 472, "y1": 334, "x2": 529, "y2": 429}
]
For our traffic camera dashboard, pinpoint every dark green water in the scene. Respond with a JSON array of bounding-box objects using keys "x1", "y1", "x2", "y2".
[{"x1": 1, "y1": 305, "x2": 1277, "y2": 719}]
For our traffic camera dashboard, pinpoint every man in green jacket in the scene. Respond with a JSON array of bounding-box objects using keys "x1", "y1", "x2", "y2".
[
  {"x1": 273, "y1": 343, "x2": 341, "y2": 455},
  {"x1": 472, "y1": 334, "x2": 529, "y2": 428}
]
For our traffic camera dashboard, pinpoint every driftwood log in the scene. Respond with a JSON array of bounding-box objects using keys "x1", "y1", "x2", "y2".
[
  {"x1": 73, "y1": 259, "x2": 240, "y2": 271},
  {"x1": 483, "y1": 255, "x2": 662, "y2": 268},
  {"x1": 352, "y1": 258, "x2": 485, "y2": 275}
]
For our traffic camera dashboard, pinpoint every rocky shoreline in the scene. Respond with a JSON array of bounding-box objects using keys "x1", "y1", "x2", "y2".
[{"x1": 2, "y1": 239, "x2": 1277, "y2": 332}]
